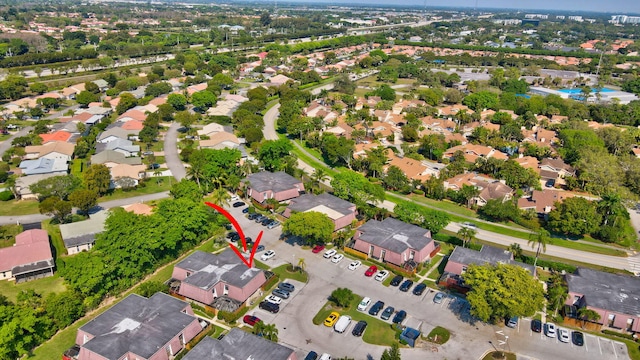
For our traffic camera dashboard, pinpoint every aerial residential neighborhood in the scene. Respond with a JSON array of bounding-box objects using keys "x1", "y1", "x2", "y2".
[{"x1": 1, "y1": 1, "x2": 640, "y2": 360}]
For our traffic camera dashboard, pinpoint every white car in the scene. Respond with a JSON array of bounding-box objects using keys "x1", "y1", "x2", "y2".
[
  {"x1": 544, "y1": 323, "x2": 557, "y2": 338},
  {"x1": 357, "y1": 297, "x2": 371, "y2": 311},
  {"x1": 348, "y1": 260, "x2": 362, "y2": 271},
  {"x1": 331, "y1": 254, "x2": 344, "y2": 263},
  {"x1": 375, "y1": 270, "x2": 389, "y2": 282},
  {"x1": 265, "y1": 295, "x2": 282, "y2": 305},
  {"x1": 230, "y1": 194, "x2": 240, "y2": 202},
  {"x1": 323, "y1": 249, "x2": 337, "y2": 259},
  {"x1": 558, "y1": 328, "x2": 570, "y2": 343},
  {"x1": 260, "y1": 250, "x2": 275, "y2": 261}
]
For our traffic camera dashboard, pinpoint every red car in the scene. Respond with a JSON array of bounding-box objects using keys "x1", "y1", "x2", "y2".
[
  {"x1": 364, "y1": 265, "x2": 378, "y2": 277},
  {"x1": 243, "y1": 315, "x2": 261, "y2": 326},
  {"x1": 312, "y1": 244, "x2": 325, "y2": 253}
]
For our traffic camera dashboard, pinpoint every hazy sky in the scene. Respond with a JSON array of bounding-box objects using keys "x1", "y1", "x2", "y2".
[{"x1": 282, "y1": 0, "x2": 640, "y2": 13}]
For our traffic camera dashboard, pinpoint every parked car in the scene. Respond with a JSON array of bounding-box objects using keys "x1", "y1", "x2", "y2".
[
  {"x1": 261, "y1": 218, "x2": 272, "y2": 226},
  {"x1": 352, "y1": 320, "x2": 367, "y2": 337},
  {"x1": 331, "y1": 254, "x2": 344, "y2": 263},
  {"x1": 399, "y1": 279, "x2": 414, "y2": 292},
  {"x1": 506, "y1": 316, "x2": 518, "y2": 328},
  {"x1": 267, "y1": 221, "x2": 280, "y2": 229},
  {"x1": 253, "y1": 245, "x2": 265, "y2": 253},
  {"x1": 243, "y1": 315, "x2": 261, "y2": 326},
  {"x1": 259, "y1": 301, "x2": 279, "y2": 313},
  {"x1": 357, "y1": 297, "x2": 371, "y2": 311},
  {"x1": 149, "y1": 163, "x2": 160, "y2": 170},
  {"x1": 255, "y1": 215, "x2": 267, "y2": 223},
  {"x1": 461, "y1": 222, "x2": 477, "y2": 229},
  {"x1": 272, "y1": 289, "x2": 290, "y2": 299},
  {"x1": 260, "y1": 250, "x2": 275, "y2": 261},
  {"x1": 304, "y1": 351, "x2": 318, "y2": 360},
  {"x1": 142, "y1": 151, "x2": 154, "y2": 156},
  {"x1": 230, "y1": 195, "x2": 240, "y2": 202},
  {"x1": 412, "y1": 283, "x2": 427, "y2": 296},
  {"x1": 312, "y1": 244, "x2": 325, "y2": 253},
  {"x1": 319, "y1": 353, "x2": 331, "y2": 360},
  {"x1": 368, "y1": 301, "x2": 384, "y2": 316},
  {"x1": 392, "y1": 310, "x2": 407, "y2": 324},
  {"x1": 348, "y1": 260, "x2": 362, "y2": 270},
  {"x1": 571, "y1": 331, "x2": 584, "y2": 346},
  {"x1": 248, "y1": 213, "x2": 259, "y2": 220},
  {"x1": 324, "y1": 312, "x2": 340, "y2": 327},
  {"x1": 531, "y1": 319, "x2": 542, "y2": 333},
  {"x1": 433, "y1": 292, "x2": 445, "y2": 304},
  {"x1": 364, "y1": 265, "x2": 378, "y2": 277},
  {"x1": 278, "y1": 282, "x2": 295, "y2": 293},
  {"x1": 375, "y1": 270, "x2": 389, "y2": 282},
  {"x1": 390, "y1": 275, "x2": 403, "y2": 286},
  {"x1": 226, "y1": 231, "x2": 237, "y2": 239},
  {"x1": 334, "y1": 315, "x2": 352, "y2": 333},
  {"x1": 380, "y1": 306, "x2": 395, "y2": 320},
  {"x1": 558, "y1": 327, "x2": 570, "y2": 343},
  {"x1": 265, "y1": 295, "x2": 282, "y2": 305},
  {"x1": 232, "y1": 201, "x2": 245, "y2": 208},
  {"x1": 323, "y1": 249, "x2": 337, "y2": 259},
  {"x1": 242, "y1": 207, "x2": 250, "y2": 213},
  {"x1": 544, "y1": 323, "x2": 557, "y2": 338}
]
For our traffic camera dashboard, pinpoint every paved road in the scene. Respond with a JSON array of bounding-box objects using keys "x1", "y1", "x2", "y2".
[
  {"x1": 445, "y1": 222, "x2": 635, "y2": 272},
  {"x1": 0, "y1": 191, "x2": 170, "y2": 225},
  {"x1": 0, "y1": 126, "x2": 32, "y2": 157},
  {"x1": 164, "y1": 122, "x2": 186, "y2": 181},
  {"x1": 263, "y1": 103, "x2": 280, "y2": 141}
]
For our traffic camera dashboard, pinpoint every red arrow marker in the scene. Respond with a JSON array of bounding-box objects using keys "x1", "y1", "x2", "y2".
[{"x1": 205, "y1": 202, "x2": 263, "y2": 268}]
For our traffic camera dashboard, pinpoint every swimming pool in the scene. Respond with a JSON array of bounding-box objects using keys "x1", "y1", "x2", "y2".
[{"x1": 558, "y1": 88, "x2": 615, "y2": 94}]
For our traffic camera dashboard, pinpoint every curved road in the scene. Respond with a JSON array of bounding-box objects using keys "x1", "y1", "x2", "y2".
[
  {"x1": 164, "y1": 122, "x2": 187, "y2": 181},
  {"x1": 262, "y1": 100, "x2": 639, "y2": 272}
]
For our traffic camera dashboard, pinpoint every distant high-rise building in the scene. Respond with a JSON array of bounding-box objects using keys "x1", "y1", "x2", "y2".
[{"x1": 611, "y1": 15, "x2": 640, "y2": 24}]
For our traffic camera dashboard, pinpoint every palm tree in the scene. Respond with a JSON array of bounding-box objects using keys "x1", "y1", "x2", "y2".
[
  {"x1": 297, "y1": 258, "x2": 306, "y2": 272},
  {"x1": 210, "y1": 187, "x2": 231, "y2": 208},
  {"x1": 260, "y1": 323, "x2": 278, "y2": 342},
  {"x1": 457, "y1": 226, "x2": 477, "y2": 248},
  {"x1": 153, "y1": 169, "x2": 162, "y2": 184},
  {"x1": 577, "y1": 308, "x2": 601, "y2": 329},
  {"x1": 528, "y1": 228, "x2": 551, "y2": 269},
  {"x1": 547, "y1": 273, "x2": 568, "y2": 316},
  {"x1": 186, "y1": 165, "x2": 204, "y2": 189},
  {"x1": 310, "y1": 168, "x2": 329, "y2": 194},
  {"x1": 508, "y1": 243, "x2": 522, "y2": 259}
]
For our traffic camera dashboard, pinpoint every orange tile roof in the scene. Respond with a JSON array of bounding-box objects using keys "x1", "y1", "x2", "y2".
[{"x1": 39, "y1": 131, "x2": 72, "y2": 143}]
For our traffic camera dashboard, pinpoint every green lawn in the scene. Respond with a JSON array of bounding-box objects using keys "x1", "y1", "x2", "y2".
[
  {"x1": 70, "y1": 159, "x2": 85, "y2": 177},
  {"x1": 42, "y1": 220, "x2": 67, "y2": 258},
  {"x1": 0, "y1": 274, "x2": 66, "y2": 302},
  {"x1": 270, "y1": 264, "x2": 309, "y2": 283},
  {"x1": 0, "y1": 224, "x2": 22, "y2": 248},
  {"x1": 425, "y1": 326, "x2": 450, "y2": 344},
  {"x1": 0, "y1": 199, "x2": 40, "y2": 215},
  {"x1": 482, "y1": 352, "x2": 517, "y2": 360},
  {"x1": 427, "y1": 257, "x2": 446, "y2": 281},
  {"x1": 97, "y1": 176, "x2": 173, "y2": 202},
  {"x1": 312, "y1": 295, "x2": 399, "y2": 346}
]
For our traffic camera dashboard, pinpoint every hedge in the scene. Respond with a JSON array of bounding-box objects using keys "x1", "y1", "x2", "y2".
[
  {"x1": 0, "y1": 190, "x2": 13, "y2": 201},
  {"x1": 602, "y1": 329, "x2": 637, "y2": 341}
]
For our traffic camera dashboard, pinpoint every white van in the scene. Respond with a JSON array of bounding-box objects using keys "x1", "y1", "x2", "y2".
[
  {"x1": 357, "y1": 297, "x2": 371, "y2": 311},
  {"x1": 334, "y1": 315, "x2": 352, "y2": 333},
  {"x1": 319, "y1": 354, "x2": 331, "y2": 360}
]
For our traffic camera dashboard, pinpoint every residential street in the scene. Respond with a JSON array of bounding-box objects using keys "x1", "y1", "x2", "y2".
[
  {"x1": 164, "y1": 122, "x2": 186, "y2": 181},
  {"x1": 0, "y1": 126, "x2": 32, "y2": 157}
]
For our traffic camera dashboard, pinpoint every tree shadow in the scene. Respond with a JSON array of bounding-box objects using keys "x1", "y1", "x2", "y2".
[{"x1": 447, "y1": 296, "x2": 479, "y2": 326}]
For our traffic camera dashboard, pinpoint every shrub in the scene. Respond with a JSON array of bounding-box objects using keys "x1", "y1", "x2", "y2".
[
  {"x1": 602, "y1": 329, "x2": 636, "y2": 341},
  {"x1": 0, "y1": 190, "x2": 13, "y2": 201}
]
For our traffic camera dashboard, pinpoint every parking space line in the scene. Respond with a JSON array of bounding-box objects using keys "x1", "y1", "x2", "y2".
[
  {"x1": 612, "y1": 339, "x2": 618, "y2": 358},
  {"x1": 598, "y1": 337, "x2": 603, "y2": 354}
]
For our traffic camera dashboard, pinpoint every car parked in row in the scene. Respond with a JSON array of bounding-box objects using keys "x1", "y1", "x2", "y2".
[
  {"x1": 331, "y1": 254, "x2": 344, "y2": 263},
  {"x1": 352, "y1": 320, "x2": 367, "y2": 337},
  {"x1": 358, "y1": 297, "x2": 371, "y2": 311},
  {"x1": 312, "y1": 244, "x2": 325, "y2": 253},
  {"x1": 324, "y1": 312, "x2": 340, "y2": 327},
  {"x1": 380, "y1": 306, "x2": 395, "y2": 321},
  {"x1": 260, "y1": 250, "x2": 275, "y2": 261},
  {"x1": 232, "y1": 201, "x2": 245, "y2": 208},
  {"x1": 433, "y1": 292, "x2": 445, "y2": 304},
  {"x1": 558, "y1": 327, "x2": 570, "y2": 343},
  {"x1": 348, "y1": 260, "x2": 362, "y2": 270},
  {"x1": 571, "y1": 331, "x2": 584, "y2": 346},
  {"x1": 323, "y1": 249, "x2": 337, "y2": 259},
  {"x1": 392, "y1": 310, "x2": 406, "y2": 324},
  {"x1": 279, "y1": 282, "x2": 295, "y2": 293},
  {"x1": 506, "y1": 316, "x2": 518, "y2": 328},
  {"x1": 267, "y1": 221, "x2": 280, "y2": 229},
  {"x1": 368, "y1": 300, "x2": 384, "y2": 316},
  {"x1": 531, "y1": 319, "x2": 542, "y2": 333},
  {"x1": 375, "y1": 270, "x2": 389, "y2": 282},
  {"x1": 390, "y1": 275, "x2": 403, "y2": 286},
  {"x1": 544, "y1": 323, "x2": 557, "y2": 338},
  {"x1": 259, "y1": 301, "x2": 279, "y2": 313},
  {"x1": 364, "y1": 265, "x2": 378, "y2": 277},
  {"x1": 412, "y1": 283, "x2": 427, "y2": 296},
  {"x1": 243, "y1": 315, "x2": 261, "y2": 326},
  {"x1": 304, "y1": 351, "x2": 318, "y2": 360},
  {"x1": 272, "y1": 289, "x2": 290, "y2": 299},
  {"x1": 399, "y1": 279, "x2": 414, "y2": 292},
  {"x1": 265, "y1": 295, "x2": 282, "y2": 305}
]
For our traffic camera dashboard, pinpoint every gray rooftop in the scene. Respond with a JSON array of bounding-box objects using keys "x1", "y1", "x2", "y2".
[
  {"x1": 91, "y1": 150, "x2": 142, "y2": 165},
  {"x1": 245, "y1": 171, "x2": 301, "y2": 193},
  {"x1": 449, "y1": 245, "x2": 535, "y2": 274},
  {"x1": 60, "y1": 210, "x2": 109, "y2": 248},
  {"x1": 288, "y1": 192, "x2": 355, "y2": 216},
  {"x1": 176, "y1": 249, "x2": 263, "y2": 290},
  {"x1": 79, "y1": 293, "x2": 198, "y2": 360},
  {"x1": 566, "y1": 268, "x2": 640, "y2": 317},
  {"x1": 357, "y1": 217, "x2": 432, "y2": 254},
  {"x1": 182, "y1": 328, "x2": 295, "y2": 360},
  {"x1": 19, "y1": 158, "x2": 68, "y2": 175}
]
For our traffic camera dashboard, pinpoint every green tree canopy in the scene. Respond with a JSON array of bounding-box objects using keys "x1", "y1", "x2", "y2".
[
  {"x1": 83, "y1": 164, "x2": 112, "y2": 195},
  {"x1": 331, "y1": 170, "x2": 385, "y2": 207},
  {"x1": 283, "y1": 211, "x2": 334, "y2": 245},
  {"x1": 258, "y1": 139, "x2": 294, "y2": 172},
  {"x1": 393, "y1": 201, "x2": 450, "y2": 234},
  {"x1": 29, "y1": 174, "x2": 81, "y2": 201},
  {"x1": 547, "y1": 197, "x2": 601, "y2": 237},
  {"x1": 463, "y1": 263, "x2": 544, "y2": 323},
  {"x1": 69, "y1": 189, "x2": 99, "y2": 216}
]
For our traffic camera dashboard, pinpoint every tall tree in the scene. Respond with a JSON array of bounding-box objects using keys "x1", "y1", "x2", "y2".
[
  {"x1": 457, "y1": 226, "x2": 477, "y2": 248},
  {"x1": 380, "y1": 343, "x2": 401, "y2": 360},
  {"x1": 84, "y1": 164, "x2": 111, "y2": 195},
  {"x1": 527, "y1": 228, "x2": 551, "y2": 268},
  {"x1": 69, "y1": 189, "x2": 99, "y2": 216},
  {"x1": 577, "y1": 308, "x2": 601, "y2": 329},
  {"x1": 283, "y1": 211, "x2": 334, "y2": 245}
]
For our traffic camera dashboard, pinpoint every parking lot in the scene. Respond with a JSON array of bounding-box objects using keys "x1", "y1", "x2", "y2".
[{"x1": 224, "y1": 203, "x2": 630, "y2": 360}]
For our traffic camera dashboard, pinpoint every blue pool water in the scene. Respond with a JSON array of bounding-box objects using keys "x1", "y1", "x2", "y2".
[{"x1": 558, "y1": 88, "x2": 615, "y2": 94}]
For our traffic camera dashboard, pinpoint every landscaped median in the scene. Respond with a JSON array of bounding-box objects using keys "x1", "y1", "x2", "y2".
[{"x1": 312, "y1": 292, "x2": 399, "y2": 346}]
